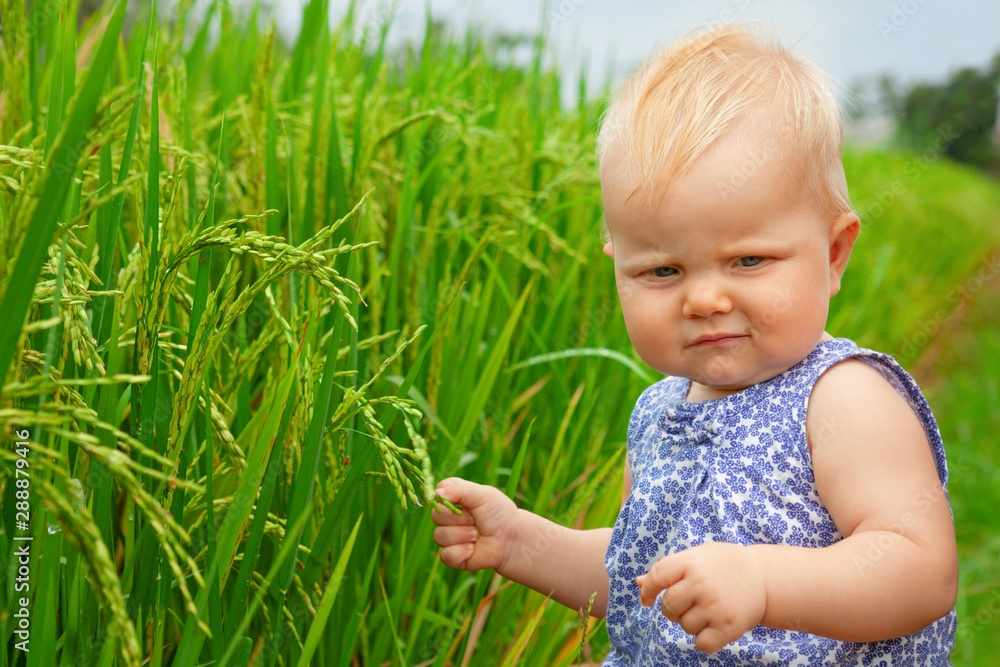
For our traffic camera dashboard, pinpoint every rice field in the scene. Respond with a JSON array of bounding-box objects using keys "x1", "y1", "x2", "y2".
[{"x1": 1, "y1": 1, "x2": 998, "y2": 665}]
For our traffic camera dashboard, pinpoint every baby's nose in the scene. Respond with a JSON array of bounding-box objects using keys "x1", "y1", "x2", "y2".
[{"x1": 682, "y1": 279, "x2": 733, "y2": 318}]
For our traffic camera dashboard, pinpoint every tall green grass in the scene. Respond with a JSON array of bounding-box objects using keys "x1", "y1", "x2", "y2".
[{"x1": 1, "y1": 1, "x2": 998, "y2": 665}]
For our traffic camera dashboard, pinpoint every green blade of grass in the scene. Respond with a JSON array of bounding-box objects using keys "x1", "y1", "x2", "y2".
[
  {"x1": 186, "y1": 114, "x2": 225, "y2": 349},
  {"x1": 0, "y1": 0, "x2": 126, "y2": 387},
  {"x1": 182, "y1": 0, "x2": 215, "y2": 93},
  {"x1": 283, "y1": 0, "x2": 328, "y2": 101},
  {"x1": 214, "y1": 498, "x2": 316, "y2": 667},
  {"x1": 348, "y1": 12, "x2": 389, "y2": 188},
  {"x1": 324, "y1": 75, "x2": 350, "y2": 226},
  {"x1": 301, "y1": 18, "x2": 329, "y2": 241},
  {"x1": 443, "y1": 275, "x2": 537, "y2": 477},
  {"x1": 498, "y1": 596, "x2": 551, "y2": 667},
  {"x1": 277, "y1": 253, "x2": 354, "y2": 592},
  {"x1": 28, "y1": 233, "x2": 69, "y2": 667},
  {"x1": 87, "y1": 295, "x2": 121, "y2": 631},
  {"x1": 223, "y1": 376, "x2": 299, "y2": 640},
  {"x1": 504, "y1": 418, "x2": 535, "y2": 500},
  {"x1": 401, "y1": 531, "x2": 454, "y2": 664},
  {"x1": 297, "y1": 425, "x2": 377, "y2": 591},
  {"x1": 41, "y1": 0, "x2": 67, "y2": 158},
  {"x1": 202, "y1": 374, "x2": 225, "y2": 664},
  {"x1": 295, "y1": 514, "x2": 364, "y2": 667},
  {"x1": 174, "y1": 354, "x2": 300, "y2": 663},
  {"x1": 377, "y1": 565, "x2": 408, "y2": 667},
  {"x1": 217, "y1": 359, "x2": 299, "y2": 590},
  {"x1": 506, "y1": 347, "x2": 654, "y2": 383},
  {"x1": 533, "y1": 384, "x2": 584, "y2": 514},
  {"x1": 129, "y1": 26, "x2": 162, "y2": 619},
  {"x1": 336, "y1": 532, "x2": 381, "y2": 667},
  {"x1": 264, "y1": 66, "x2": 282, "y2": 234},
  {"x1": 91, "y1": 17, "x2": 148, "y2": 350},
  {"x1": 300, "y1": 279, "x2": 462, "y2": 591}
]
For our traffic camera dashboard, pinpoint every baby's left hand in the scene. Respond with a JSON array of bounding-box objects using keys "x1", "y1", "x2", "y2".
[{"x1": 636, "y1": 541, "x2": 767, "y2": 653}]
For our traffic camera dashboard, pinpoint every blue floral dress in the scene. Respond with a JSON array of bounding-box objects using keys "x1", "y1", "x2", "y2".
[{"x1": 602, "y1": 338, "x2": 956, "y2": 666}]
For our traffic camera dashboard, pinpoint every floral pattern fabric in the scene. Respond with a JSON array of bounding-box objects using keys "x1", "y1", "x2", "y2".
[{"x1": 602, "y1": 338, "x2": 956, "y2": 666}]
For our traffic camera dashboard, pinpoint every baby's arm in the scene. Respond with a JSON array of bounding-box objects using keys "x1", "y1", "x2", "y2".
[
  {"x1": 753, "y1": 358, "x2": 957, "y2": 637},
  {"x1": 637, "y1": 359, "x2": 957, "y2": 651},
  {"x1": 432, "y1": 471, "x2": 626, "y2": 617}
]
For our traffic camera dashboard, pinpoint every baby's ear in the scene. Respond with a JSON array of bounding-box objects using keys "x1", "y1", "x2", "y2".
[
  {"x1": 829, "y1": 212, "x2": 861, "y2": 296},
  {"x1": 603, "y1": 241, "x2": 614, "y2": 259}
]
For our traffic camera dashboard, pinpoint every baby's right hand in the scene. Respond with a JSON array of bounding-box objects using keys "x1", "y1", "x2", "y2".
[{"x1": 431, "y1": 477, "x2": 519, "y2": 572}]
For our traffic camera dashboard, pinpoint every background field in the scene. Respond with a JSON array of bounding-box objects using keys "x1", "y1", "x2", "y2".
[{"x1": 1, "y1": 0, "x2": 998, "y2": 665}]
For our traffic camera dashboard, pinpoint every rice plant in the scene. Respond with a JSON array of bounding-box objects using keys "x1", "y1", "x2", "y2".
[{"x1": 1, "y1": 0, "x2": 998, "y2": 665}]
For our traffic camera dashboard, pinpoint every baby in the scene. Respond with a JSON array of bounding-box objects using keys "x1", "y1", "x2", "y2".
[{"x1": 431, "y1": 23, "x2": 957, "y2": 665}]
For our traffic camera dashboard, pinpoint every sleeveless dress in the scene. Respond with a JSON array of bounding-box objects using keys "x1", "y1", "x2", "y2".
[{"x1": 602, "y1": 337, "x2": 956, "y2": 666}]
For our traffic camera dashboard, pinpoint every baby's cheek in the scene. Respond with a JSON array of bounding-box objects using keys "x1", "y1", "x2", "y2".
[
  {"x1": 754, "y1": 285, "x2": 800, "y2": 330},
  {"x1": 615, "y1": 276, "x2": 639, "y2": 304}
]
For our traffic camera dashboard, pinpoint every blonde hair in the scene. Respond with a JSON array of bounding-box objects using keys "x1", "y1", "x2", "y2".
[{"x1": 596, "y1": 22, "x2": 854, "y2": 234}]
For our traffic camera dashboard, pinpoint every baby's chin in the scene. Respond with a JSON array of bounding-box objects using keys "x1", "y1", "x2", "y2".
[{"x1": 686, "y1": 362, "x2": 802, "y2": 399}]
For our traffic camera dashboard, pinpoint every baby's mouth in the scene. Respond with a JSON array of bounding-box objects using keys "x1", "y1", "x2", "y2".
[{"x1": 687, "y1": 333, "x2": 749, "y2": 348}]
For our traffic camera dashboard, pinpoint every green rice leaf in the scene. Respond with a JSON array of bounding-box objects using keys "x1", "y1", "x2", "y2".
[
  {"x1": 0, "y1": 0, "x2": 127, "y2": 387},
  {"x1": 295, "y1": 514, "x2": 364, "y2": 667},
  {"x1": 498, "y1": 596, "x2": 551, "y2": 667},
  {"x1": 506, "y1": 347, "x2": 655, "y2": 383}
]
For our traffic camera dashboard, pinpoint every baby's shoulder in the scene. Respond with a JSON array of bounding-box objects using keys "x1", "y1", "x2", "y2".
[
  {"x1": 806, "y1": 355, "x2": 926, "y2": 445},
  {"x1": 812, "y1": 356, "x2": 893, "y2": 394},
  {"x1": 796, "y1": 339, "x2": 919, "y2": 411}
]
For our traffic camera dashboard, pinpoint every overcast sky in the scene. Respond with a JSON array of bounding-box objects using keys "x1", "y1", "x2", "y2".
[{"x1": 220, "y1": 0, "x2": 1000, "y2": 110}]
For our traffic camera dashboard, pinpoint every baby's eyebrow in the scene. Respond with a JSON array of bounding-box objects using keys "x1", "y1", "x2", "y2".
[
  {"x1": 718, "y1": 240, "x2": 796, "y2": 255},
  {"x1": 617, "y1": 252, "x2": 678, "y2": 270}
]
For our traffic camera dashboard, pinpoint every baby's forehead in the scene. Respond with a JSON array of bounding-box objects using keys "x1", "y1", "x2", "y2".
[{"x1": 600, "y1": 123, "x2": 808, "y2": 213}]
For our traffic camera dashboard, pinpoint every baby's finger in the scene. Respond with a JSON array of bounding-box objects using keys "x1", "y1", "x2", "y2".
[
  {"x1": 694, "y1": 626, "x2": 731, "y2": 654},
  {"x1": 438, "y1": 543, "x2": 476, "y2": 570},
  {"x1": 433, "y1": 525, "x2": 480, "y2": 549},
  {"x1": 661, "y1": 581, "x2": 695, "y2": 622},
  {"x1": 637, "y1": 557, "x2": 685, "y2": 607},
  {"x1": 677, "y1": 607, "x2": 710, "y2": 637},
  {"x1": 634, "y1": 575, "x2": 662, "y2": 607},
  {"x1": 431, "y1": 503, "x2": 474, "y2": 526},
  {"x1": 435, "y1": 477, "x2": 494, "y2": 512}
]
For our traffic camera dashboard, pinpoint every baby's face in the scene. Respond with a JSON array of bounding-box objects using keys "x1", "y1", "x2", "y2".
[{"x1": 601, "y1": 133, "x2": 856, "y2": 401}]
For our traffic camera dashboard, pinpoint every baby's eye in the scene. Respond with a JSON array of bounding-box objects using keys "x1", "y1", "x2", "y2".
[
  {"x1": 736, "y1": 256, "x2": 765, "y2": 268},
  {"x1": 651, "y1": 266, "x2": 677, "y2": 278}
]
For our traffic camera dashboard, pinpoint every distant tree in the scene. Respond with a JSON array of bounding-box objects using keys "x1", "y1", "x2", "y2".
[{"x1": 885, "y1": 51, "x2": 1000, "y2": 174}]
